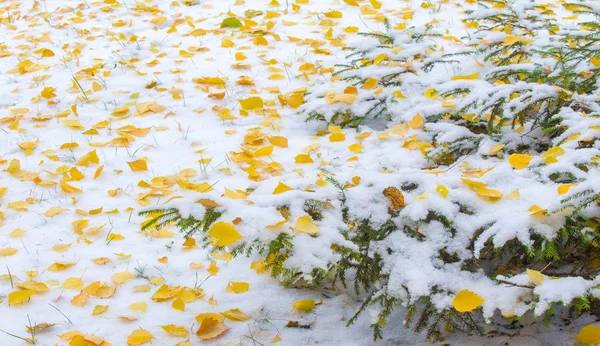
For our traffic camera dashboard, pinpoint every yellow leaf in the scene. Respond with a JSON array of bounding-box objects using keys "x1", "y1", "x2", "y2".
[
  {"x1": 63, "y1": 278, "x2": 84, "y2": 290},
  {"x1": 288, "y1": 93, "x2": 304, "y2": 108},
  {"x1": 526, "y1": 269, "x2": 544, "y2": 285},
  {"x1": 41, "y1": 86, "x2": 56, "y2": 98},
  {"x1": 324, "y1": 10, "x2": 342, "y2": 18},
  {"x1": 508, "y1": 154, "x2": 532, "y2": 170},
  {"x1": 208, "y1": 222, "x2": 242, "y2": 246},
  {"x1": 221, "y1": 308, "x2": 251, "y2": 321},
  {"x1": 0, "y1": 247, "x2": 18, "y2": 256},
  {"x1": 453, "y1": 290, "x2": 485, "y2": 312},
  {"x1": 8, "y1": 289, "x2": 34, "y2": 305},
  {"x1": 295, "y1": 215, "x2": 320, "y2": 234},
  {"x1": 92, "y1": 305, "x2": 109, "y2": 316},
  {"x1": 273, "y1": 182, "x2": 293, "y2": 194},
  {"x1": 172, "y1": 297, "x2": 185, "y2": 311},
  {"x1": 558, "y1": 184, "x2": 577, "y2": 195},
  {"x1": 393, "y1": 91, "x2": 406, "y2": 99},
  {"x1": 506, "y1": 189, "x2": 520, "y2": 200},
  {"x1": 451, "y1": 72, "x2": 480, "y2": 80},
  {"x1": 196, "y1": 318, "x2": 229, "y2": 340},
  {"x1": 504, "y1": 35, "x2": 522, "y2": 45},
  {"x1": 161, "y1": 324, "x2": 189, "y2": 337},
  {"x1": 329, "y1": 133, "x2": 345, "y2": 142},
  {"x1": 127, "y1": 329, "x2": 155, "y2": 345},
  {"x1": 71, "y1": 291, "x2": 88, "y2": 307},
  {"x1": 48, "y1": 262, "x2": 74, "y2": 271},
  {"x1": 239, "y1": 96, "x2": 264, "y2": 110},
  {"x1": 424, "y1": 88, "x2": 438, "y2": 99},
  {"x1": 226, "y1": 281, "x2": 249, "y2": 293},
  {"x1": 111, "y1": 271, "x2": 135, "y2": 285},
  {"x1": 488, "y1": 144, "x2": 505, "y2": 155},
  {"x1": 540, "y1": 146, "x2": 565, "y2": 164},
  {"x1": 128, "y1": 302, "x2": 147, "y2": 312},
  {"x1": 223, "y1": 188, "x2": 247, "y2": 199},
  {"x1": 575, "y1": 324, "x2": 600, "y2": 345},
  {"x1": 10, "y1": 229, "x2": 26, "y2": 237},
  {"x1": 94, "y1": 166, "x2": 104, "y2": 179},
  {"x1": 271, "y1": 334, "x2": 283, "y2": 343},
  {"x1": 476, "y1": 187, "x2": 503, "y2": 199},
  {"x1": 179, "y1": 50, "x2": 194, "y2": 58},
  {"x1": 269, "y1": 136, "x2": 288, "y2": 148},
  {"x1": 408, "y1": 113, "x2": 424, "y2": 129},
  {"x1": 254, "y1": 145, "x2": 273, "y2": 157},
  {"x1": 292, "y1": 299, "x2": 315, "y2": 312},
  {"x1": 295, "y1": 154, "x2": 313, "y2": 164},
  {"x1": 76, "y1": 150, "x2": 99, "y2": 166},
  {"x1": 436, "y1": 185, "x2": 449, "y2": 198},
  {"x1": 363, "y1": 78, "x2": 378, "y2": 90},
  {"x1": 44, "y1": 206, "x2": 66, "y2": 217},
  {"x1": 195, "y1": 313, "x2": 224, "y2": 323},
  {"x1": 127, "y1": 159, "x2": 148, "y2": 172},
  {"x1": 348, "y1": 143, "x2": 364, "y2": 153},
  {"x1": 332, "y1": 93, "x2": 357, "y2": 104},
  {"x1": 250, "y1": 260, "x2": 267, "y2": 274},
  {"x1": 383, "y1": 186, "x2": 405, "y2": 210},
  {"x1": 591, "y1": 57, "x2": 600, "y2": 67}
]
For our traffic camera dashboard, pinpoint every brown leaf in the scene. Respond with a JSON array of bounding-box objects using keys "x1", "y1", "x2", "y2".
[
  {"x1": 26, "y1": 323, "x2": 56, "y2": 334},
  {"x1": 383, "y1": 186, "x2": 405, "y2": 210},
  {"x1": 285, "y1": 320, "x2": 312, "y2": 329}
]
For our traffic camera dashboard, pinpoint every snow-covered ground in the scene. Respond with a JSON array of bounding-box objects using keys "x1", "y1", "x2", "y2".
[{"x1": 0, "y1": 0, "x2": 598, "y2": 345}]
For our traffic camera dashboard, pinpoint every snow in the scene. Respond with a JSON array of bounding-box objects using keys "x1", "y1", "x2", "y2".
[{"x1": 0, "y1": 0, "x2": 598, "y2": 345}]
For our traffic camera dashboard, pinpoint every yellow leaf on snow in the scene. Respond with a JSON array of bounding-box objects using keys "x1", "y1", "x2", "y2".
[
  {"x1": 63, "y1": 278, "x2": 83, "y2": 290},
  {"x1": 196, "y1": 318, "x2": 230, "y2": 340},
  {"x1": 127, "y1": 159, "x2": 148, "y2": 172},
  {"x1": 273, "y1": 182, "x2": 293, "y2": 194},
  {"x1": 161, "y1": 324, "x2": 189, "y2": 337},
  {"x1": 575, "y1": 324, "x2": 600, "y2": 345},
  {"x1": 221, "y1": 308, "x2": 251, "y2": 321},
  {"x1": 451, "y1": 72, "x2": 480, "y2": 80},
  {"x1": 195, "y1": 312, "x2": 224, "y2": 323},
  {"x1": 332, "y1": 93, "x2": 357, "y2": 104},
  {"x1": 0, "y1": 248, "x2": 18, "y2": 256},
  {"x1": 408, "y1": 113, "x2": 424, "y2": 129},
  {"x1": 211, "y1": 250, "x2": 233, "y2": 261},
  {"x1": 508, "y1": 153, "x2": 532, "y2": 170},
  {"x1": 127, "y1": 329, "x2": 155, "y2": 346},
  {"x1": 223, "y1": 188, "x2": 247, "y2": 199},
  {"x1": 92, "y1": 305, "x2": 109, "y2": 316},
  {"x1": 269, "y1": 136, "x2": 288, "y2": 148},
  {"x1": 288, "y1": 92, "x2": 304, "y2": 108},
  {"x1": 453, "y1": 290, "x2": 485, "y2": 312},
  {"x1": 424, "y1": 88, "x2": 438, "y2": 99},
  {"x1": 71, "y1": 291, "x2": 88, "y2": 307},
  {"x1": 292, "y1": 299, "x2": 315, "y2": 312},
  {"x1": 239, "y1": 96, "x2": 263, "y2": 110},
  {"x1": 208, "y1": 222, "x2": 242, "y2": 247},
  {"x1": 128, "y1": 302, "x2": 147, "y2": 312},
  {"x1": 48, "y1": 262, "x2": 75, "y2": 271},
  {"x1": 172, "y1": 297, "x2": 185, "y2": 311},
  {"x1": 526, "y1": 269, "x2": 544, "y2": 285},
  {"x1": 226, "y1": 281, "x2": 249, "y2": 293},
  {"x1": 295, "y1": 154, "x2": 313, "y2": 164},
  {"x1": 348, "y1": 143, "x2": 364, "y2": 153},
  {"x1": 112, "y1": 271, "x2": 135, "y2": 285},
  {"x1": 295, "y1": 215, "x2": 320, "y2": 234},
  {"x1": 8, "y1": 290, "x2": 34, "y2": 305},
  {"x1": 76, "y1": 150, "x2": 99, "y2": 166},
  {"x1": 43, "y1": 206, "x2": 66, "y2": 217}
]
